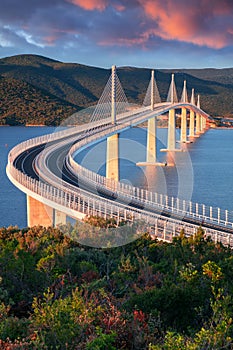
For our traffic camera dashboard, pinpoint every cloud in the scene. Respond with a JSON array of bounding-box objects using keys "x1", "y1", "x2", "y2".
[
  {"x1": 1, "y1": 0, "x2": 233, "y2": 50},
  {"x1": 0, "y1": 0, "x2": 233, "y2": 68},
  {"x1": 67, "y1": 0, "x2": 108, "y2": 11},
  {"x1": 138, "y1": 0, "x2": 233, "y2": 49}
]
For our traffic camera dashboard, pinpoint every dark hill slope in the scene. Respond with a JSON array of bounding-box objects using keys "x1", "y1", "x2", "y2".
[
  {"x1": 0, "y1": 76, "x2": 77, "y2": 126},
  {"x1": 0, "y1": 54, "x2": 233, "y2": 125},
  {"x1": 170, "y1": 68, "x2": 233, "y2": 86}
]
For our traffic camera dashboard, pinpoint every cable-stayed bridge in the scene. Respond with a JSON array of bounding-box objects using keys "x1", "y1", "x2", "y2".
[{"x1": 6, "y1": 66, "x2": 233, "y2": 247}]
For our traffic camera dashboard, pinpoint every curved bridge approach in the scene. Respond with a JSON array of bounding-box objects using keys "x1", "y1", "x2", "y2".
[{"x1": 6, "y1": 67, "x2": 233, "y2": 247}]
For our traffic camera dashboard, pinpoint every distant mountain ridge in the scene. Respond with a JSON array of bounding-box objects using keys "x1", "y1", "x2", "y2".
[{"x1": 0, "y1": 54, "x2": 233, "y2": 125}]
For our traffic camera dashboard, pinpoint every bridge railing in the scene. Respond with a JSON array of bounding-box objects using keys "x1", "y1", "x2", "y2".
[
  {"x1": 7, "y1": 101, "x2": 231, "y2": 247},
  {"x1": 67, "y1": 119, "x2": 233, "y2": 230},
  {"x1": 68, "y1": 152, "x2": 233, "y2": 229},
  {"x1": 8, "y1": 100, "x2": 228, "y2": 232},
  {"x1": 7, "y1": 161, "x2": 233, "y2": 247},
  {"x1": 7, "y1": 103, "x2": 153, "y2": 168},
  {"x1": 7, "y1": 116, "x2": 121, "y2": 165}
]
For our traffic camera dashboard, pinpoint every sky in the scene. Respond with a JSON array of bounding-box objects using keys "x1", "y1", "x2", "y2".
[{"x1": 1, "y1": 0, "x2": 233, "y2": 69}]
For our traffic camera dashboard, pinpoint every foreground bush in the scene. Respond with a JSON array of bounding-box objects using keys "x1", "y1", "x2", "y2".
[{"x1": 0, "y1": 223, "x2": 232, "y2": 349}]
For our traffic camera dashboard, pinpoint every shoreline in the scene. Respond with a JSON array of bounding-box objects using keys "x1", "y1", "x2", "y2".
[{"x1": 1, "y1": 124, "x2": 233, "y2": 130}]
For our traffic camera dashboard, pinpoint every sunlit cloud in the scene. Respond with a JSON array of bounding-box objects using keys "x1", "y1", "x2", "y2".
[
  {"x1": 138, "y1": 0, "x2": 233, "y2": 49},
  {"x1": 0, "y1": 0, "x2": 233, "y2": 68},
  {"x1": 67, "y1": 0, "x2": 108, "y2": 11}
]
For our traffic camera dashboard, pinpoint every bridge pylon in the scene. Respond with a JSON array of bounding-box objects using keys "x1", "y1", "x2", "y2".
[
  {"x1": 106, "y1": 65, "x2": 119, "y2": 181},
  {"x1": 137, "y1": 70, "x2": 164, "y2": 166},
  {"x1": 180, "y1": 80, "x2": 189, "y2": 143},
  {"x1": 160, "y1": 74, "x2": 181, "y2": 155},
  {"x1": 197, "y1": 95, "x2": 205, "y2": 133},
  {"x1": 167, "y1": 73, "x2": 178, "y2": 103},
  {"x1": 189, "y1": 88, "x2": 195, "y2": 138},
  {"x1": 111, "y1": 65, "x2": 117, "y2": 125},
  {"x1": 196, "y1": 94, "x2": 201, "y2": 135},
  {"x1": 146, "y1": 71, "x2": 158, "y2": 163}
]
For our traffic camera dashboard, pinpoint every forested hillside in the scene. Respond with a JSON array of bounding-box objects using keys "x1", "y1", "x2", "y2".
[
  {"x1": 1, "y1": 54, "x2": 233, "y2": 125},
  {"x1": 0, "y1": 219, "x2": 232, "y2": 349},
  {"x1": 0, "y1": 77, "x2": 77, "y2": 125}
]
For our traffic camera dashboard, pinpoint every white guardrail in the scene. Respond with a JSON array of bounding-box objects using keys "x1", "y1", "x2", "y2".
[
  {"x1": 7, "y1": 104, "x2": 233, "y2": 246},
  {"x1": 67, "y1": 112, "x2": 233, "y2": 230}
]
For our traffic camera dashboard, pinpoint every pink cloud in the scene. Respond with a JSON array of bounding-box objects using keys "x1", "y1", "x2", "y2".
[
  {"x1": 138, "y1": 0, "x2": 233, "y2": 49},
  {"x1": 68, "y1": 0, "x2": 108, "y2": 11},
  {"x1": 113, "y1": 3, "x2": 125, "y2": 12}
]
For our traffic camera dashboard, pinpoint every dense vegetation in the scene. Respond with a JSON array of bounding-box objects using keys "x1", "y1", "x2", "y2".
[
  {"x1": 0, "y1": 219, "x2": 233, "y2": 349},
  {"x1": 1, "y1": 54, "x2": 233, "y2": 126},
  {"x1": 0, "y1": 77, "x2": 77, "y2": 126}
]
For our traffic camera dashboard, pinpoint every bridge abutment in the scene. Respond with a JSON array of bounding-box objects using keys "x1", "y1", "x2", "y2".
[
  {"x1": 27, "y1": 195, "x2": 54, "y2": 227},
  {"x1": 27, "y1": 196, "x2": 67, "y2": 227}
]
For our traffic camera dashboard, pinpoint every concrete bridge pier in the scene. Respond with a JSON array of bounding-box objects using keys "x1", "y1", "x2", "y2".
[
  {"x1": 196, "y1": 113, "x2": 201, "y2": 135},
  {"x1": 189, "y1": 110, "x2": 195, "y2": 138},
  {"x1": 167, "y1": 108, "x2": 176, "y2": 150},
  {"x1": 27, "y1": 195, "x2": 67, "y2": 227},
  {"x1": 203, "y1": 117, "x2": 207, "y2": 130},
  {"x1": 200, "y1": 116, "x2": 206, "y2": 133},
  {"x1": 137, "y1": 70, "x2": 164, "y2": 166},
  {"x1": 161, "y1": 108, "x2": 182, "y2": 154},
  {"x1": 146, "y1": 117, "x2": 157, "y2": 163},
  {"x1": 195, "y1": 94, "x2": 202, "y2": 135},
  {"x1": 180, "y1": 107, "x2": 187, "y2": 143},
  {"x1": 106, "y1": 133, "x2": 119, "y2": 182},
  {"x1": 137, "y1": 116, "x2": 165, "y2": 166},
  {"x1": 106, "y1": 64, "x2": 120, "y2": 181}
]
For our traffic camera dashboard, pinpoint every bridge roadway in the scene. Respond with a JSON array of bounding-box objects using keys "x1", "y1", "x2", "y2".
[
  {"x1": 9, "y1": 102, "x2": 233, "y2": 246},
  {"x1": 14, "y1": 128, "x2": 233, "y2": 237}
]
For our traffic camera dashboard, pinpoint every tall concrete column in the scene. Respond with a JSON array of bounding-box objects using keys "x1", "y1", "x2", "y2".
[
  {"x1": 146, "y1": 117, "x2": 157, "y2": 163},
  {"x1": 180, "y1": 108, "x2": 187, "y2": 143},
  {"x1": 137, "y1": 70, "x2": 165, "y2": 166},
  {"x1": 151, "y1": 70, "x2": 155, "y2": 110},
  {"x1": 196, "y1": 94, "x2": 201, "y2": 134},
  {"x1": 189, "y1": 110, "x2": 195, "y2": 138},
  {"x1": 203, "y1": 117, "x2": 206, "y2": 129},
  {"x1": 146, "y1": 70, "x2": 157, "y2": 163},
  {"x1": 107, "y1": 65, "x2": 119, "y2": 181},
  {"x1": 27, "y1": 195, "x2": 54, "y2": 227},
  {"x1": 106, "y1": 133, "x2": 119, "y2": 182},
  {"x1": 200, "y1": 116, "x2": 206, "y2": 132},
  {"x1": 167, "y1": 108, "x2": 176, "y2": 150},
  {"x1": 196, "y1": 113, "x2": 201, "y2": 134}
]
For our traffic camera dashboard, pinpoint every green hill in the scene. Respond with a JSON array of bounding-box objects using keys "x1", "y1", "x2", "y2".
[{"x1": 0, "y1": 54, "x2": 233, "y2": 125}]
